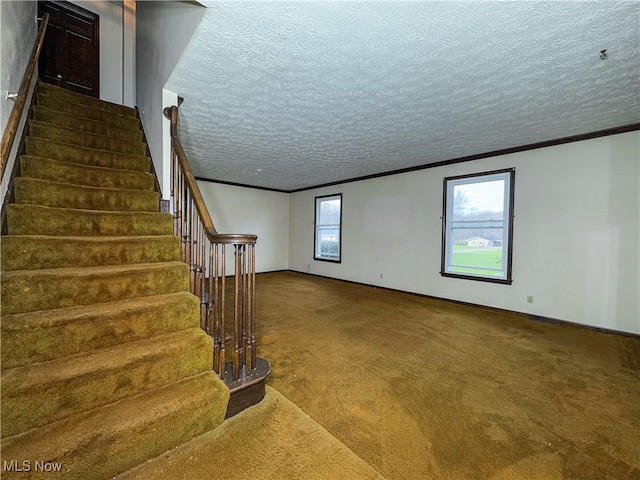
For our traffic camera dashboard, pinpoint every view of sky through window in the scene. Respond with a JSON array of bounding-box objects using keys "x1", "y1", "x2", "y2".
[{"x1": 455, "y1": 180, "x2": 504, "y2": 213}]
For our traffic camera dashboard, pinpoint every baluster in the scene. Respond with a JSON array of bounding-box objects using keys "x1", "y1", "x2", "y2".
[
  {"x1": 179, "y1": 177, "x2": 187, "y2": 263},
  {"x1": 170, "y1": 149, "x2": 176, "y2": 233},
  {"x1": 196, "y1": 219, "x2": 206, "y2": 330},
  {"x1": 204, "y1": 238, "x2": 211, "y2": 336},
  {"x1": 241, "y1": 244, "x2": 248, "y2": 372},
  {"x1": 247, "y1": 243, "x2": 256, "y2": 371},
  {"x1": 233, "y1": 245, "x2": 243, "y2": 380},
  {"x1": 219, "y1": 245, "x2": 226, "y2": 377},
  {"x1": 185, "y1": 193, "x2": 193, "y2": 290},
  {"x1": 206, "y1": 240, "x2": 214, "y2": 336},
  {"x1": 212, "y1": 243, "x2": 220, "y2": 376},
  {"x1": 175, "y1": 158, "x2": 184, "y2": 253}
]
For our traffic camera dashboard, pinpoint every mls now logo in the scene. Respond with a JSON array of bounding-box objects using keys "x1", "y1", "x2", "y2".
[{"x1": 3, "y1": 460, "x2": 63, "y2": 472}]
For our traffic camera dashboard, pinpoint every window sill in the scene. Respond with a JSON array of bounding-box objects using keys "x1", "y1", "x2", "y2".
[
  {"x1": 440, "y1": 271, "x2": 512, "y2": 285},
  {"x1": 314, "y1": 257, "x2": 341, "y2": 264}
]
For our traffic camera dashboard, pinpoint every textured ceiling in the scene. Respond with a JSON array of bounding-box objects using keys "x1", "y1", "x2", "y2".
[{"x1": 166, "y1": 1, "x2": 640, "y2": 192}]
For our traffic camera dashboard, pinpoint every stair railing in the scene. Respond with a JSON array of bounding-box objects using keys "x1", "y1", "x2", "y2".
[
  {"x1": 1, "y1": 13, "x2": 49, "y2": 177},
  {"x1": 163, "y1": 105, "x2": 258, "y2": 381}
]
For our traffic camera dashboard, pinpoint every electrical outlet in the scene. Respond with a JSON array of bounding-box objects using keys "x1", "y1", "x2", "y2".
[
  {"x1": 380, "y1": 273, "x2": 383, "y2": 279},
  {"x1": 527, "y1": 295, "x2": 534, "y2": 304}
]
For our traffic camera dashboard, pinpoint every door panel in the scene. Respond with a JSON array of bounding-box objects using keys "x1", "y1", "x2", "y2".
[{"x1": 38, "y1": 1, "x2": 99, "y2": 98}]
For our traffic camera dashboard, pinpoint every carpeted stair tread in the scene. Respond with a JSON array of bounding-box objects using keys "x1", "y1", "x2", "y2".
[
  {"x1": 1, "y1": 328, "x2": 213, "y2": 438},
  {"x1": 36, "y1": 92, "x2": 140, "y2": 127},
  {"x1": 0, "y1": 81, "x2": 233, "y2": 479},
  {"x1": 32, "y1": 105, "x2": 143, "y2": 139},
  {"x1": 117, "y1": 386, "x2": 387, "y2": 480},
  {"x1": 25, "y1": 137, "x2": 150, "y2": 172},
  {"x1": 0, "y1": 372, "x2": 229, "y2": 480},
  {"x1": 38, "y1": 82, "x2": 138, "y2": 118},
  {"x1": 1, "y1": 261, "x2": 190, "y2": 315},
  {"x1": 20, "y1": 155, "x2": 155, "y2": 191},
  {"x1": 14, "y1": 177, "x2": 160, "y2": 212},
  {"x1": 1, "y1": 292, "x2": 200, "y2": 369},
  {"x1": 1, "y1": 235, "x2": 180, "y2": 271},
  {"x1": 6, "y1": 203, "x2": 173, "y2": 237},
  {"x1": 29, "y1": 120, "x2": 147, "y2": 155}
]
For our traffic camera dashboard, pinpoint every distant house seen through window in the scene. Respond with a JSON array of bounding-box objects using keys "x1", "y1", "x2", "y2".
[
  {"x1": 441, "y1": 169, "x2": 515, "y2": 284},
  {"x1": 314, "y1": 194, "x2": 342, "y2": 262}
]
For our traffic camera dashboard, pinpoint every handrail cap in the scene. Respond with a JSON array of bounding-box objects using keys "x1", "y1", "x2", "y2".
[{"x1": 210, "y1": 233, "x2": 258, "y2": 245}]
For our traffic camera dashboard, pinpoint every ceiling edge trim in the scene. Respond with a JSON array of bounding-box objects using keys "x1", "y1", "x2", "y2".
[
  {"x1": 289, "y1": 122, "x2": 640, "y2": 193},
  {"x1": 195, "y1": 176, "x2": 290, "y2": 193},
  {"x1": 194, "y1": 123, "x2": 640, "y2": 194}
]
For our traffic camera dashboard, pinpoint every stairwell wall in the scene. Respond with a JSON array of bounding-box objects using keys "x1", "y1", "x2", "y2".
[
  {"x1": 136, "y1": 1, "x2": 205, "y2": 200},
  {"x1": 288, "y1": 131, "x2": 640, "y2": 335},
  {"x1": 71, "y1": 1, "x2": 133, "y2": 106},
  {"x1": 0, "y1": 1, "x2": 36, "y2": 137},
  {"x1": 0, "y1": 1, "x2": 37, "y2": 206}
]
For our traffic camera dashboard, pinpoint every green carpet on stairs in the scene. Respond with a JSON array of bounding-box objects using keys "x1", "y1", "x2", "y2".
[{"x1": 0, "y1": 82, "x2": 229, "y2": 479}]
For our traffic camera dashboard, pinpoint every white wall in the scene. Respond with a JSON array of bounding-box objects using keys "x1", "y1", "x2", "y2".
[
  {"x1": 0, "y1": 1, "x2": 37, "y2": 204},
  {"x1": 122, "y1": 0, "x2": 135, "y2": 107},
  {"x1": 72, "y1": 1, "x2": 134, "y2": 106},
  {"x1": 198, "y1": 181, "x2": 290, "y2": 273},
  {"x1": 136, "y1": 1, "x2": 204, "y2": 199},
  {"x1": 289, "y1": 132, "x2": 640, "y2": 335},
  {"x1": 0, "y1": 1, "x2": 36, "y2": 137}
]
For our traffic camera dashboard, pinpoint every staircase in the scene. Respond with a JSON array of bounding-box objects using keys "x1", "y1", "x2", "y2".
[{"x1": 0, "y1": 83, "x2": 230, "y2": 479}]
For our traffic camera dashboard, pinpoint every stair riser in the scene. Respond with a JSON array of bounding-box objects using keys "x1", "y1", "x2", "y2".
[
  {"x1": 37, "y1": 93, "x2": 139, "y2": 127},
  {"x1": 38, "y1": 83, "x2": 138, "y2": 118},
  {"x1": 0, "y1": 373, "x2": 229, "y2": 480},
  {"x1": 2, "y1": 329, "x2": 213, "y2": 438},
  {"x1": 1, "y1": 293, "x2": 200, "y2": 369},
  {"x1": 1, "y1": 263, "x2": 190, "y2": 315},
  {"x1": 25, "y1": 137, "x2": 149, "y2": 172},
  {"x1": 20, "y1": 156, "x2": 156, "y2": 191},
  {"x1": 29, "y1": 122, "x2": 147, "y2": 156},
  {"x1": 1, "y1": 235, "x2": 180, "y2": 271},
  {"x1": 6, "y1": 204, "x2": 173, "y2": 237},
  {"x1": 32, "y1": 105, "x2": 143, "y2": 141},
  {"x1": 0, "y1": 82, "x2": 231, "y2": 477},
  {"x1": 14, "y1": 177, "x2": 160, "y2": 212}
]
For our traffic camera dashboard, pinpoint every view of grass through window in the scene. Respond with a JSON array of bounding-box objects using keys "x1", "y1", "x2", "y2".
[
  {"x1": 315, "y1": 195, "x2": 341, "y2": 261},
  {"x1": 450, "y1": 179, "x2": 505, "y2": 277},
  {"x1": 442, "y1": 169, "x2": 514, "y2": 283}
]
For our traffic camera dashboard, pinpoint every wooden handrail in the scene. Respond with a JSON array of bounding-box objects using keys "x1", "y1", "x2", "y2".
[
  {"x1": 0, "y1": 13, "x2": 49, "y2": 177},
  {"x1": 163, "y1": 105, "x2": 256, "y2": 245}
]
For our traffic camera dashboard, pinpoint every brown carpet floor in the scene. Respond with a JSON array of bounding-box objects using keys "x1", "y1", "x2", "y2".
[
  {"x1": 119, "y1": 386, "x2": 385, "y2": 480},
  {"x1": 255, "y1": 272, "x2": 640, "y2": 480}
]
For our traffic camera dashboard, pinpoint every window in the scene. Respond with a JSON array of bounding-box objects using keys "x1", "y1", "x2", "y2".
[
  {"x1": 441, "y1": 169, "x2": 515, "y2": 284},
  {"x1": 314, "y1": 194, "x2": 342, "y2": 262}
]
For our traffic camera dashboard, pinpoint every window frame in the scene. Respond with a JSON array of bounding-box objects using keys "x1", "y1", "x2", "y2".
[
  {"x1": 440, "y1": 168, "x2": 515, "y2": 284},
  {"x1": 314, "y1": 193, "x2": 342, "y2": 263}
]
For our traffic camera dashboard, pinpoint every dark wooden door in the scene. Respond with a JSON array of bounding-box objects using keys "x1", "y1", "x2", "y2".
[{"x1": 38, "y1": 1, "x2": 99, "y2": 98}]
